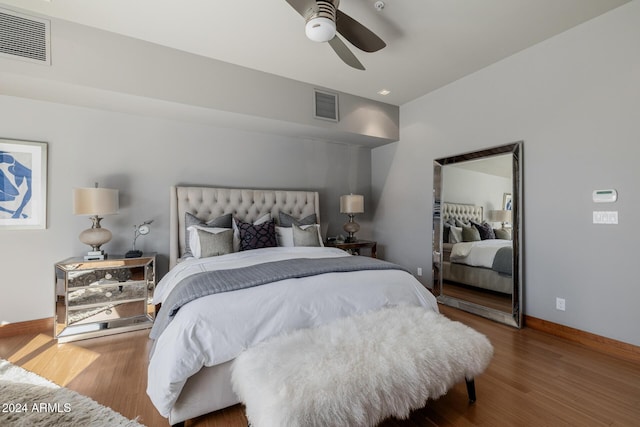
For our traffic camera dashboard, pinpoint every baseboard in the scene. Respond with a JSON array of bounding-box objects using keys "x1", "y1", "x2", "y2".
[
  {"x1": 525, "y1": 315, "x2": 640, "y2": 363},
  {"x1": 0, "y1": 317, "x2": 53, "y2": 338}
]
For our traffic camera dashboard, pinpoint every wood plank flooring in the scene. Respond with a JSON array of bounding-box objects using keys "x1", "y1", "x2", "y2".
[{"x1": 1, "y1": 305, "x2": 639, "y2": 426}]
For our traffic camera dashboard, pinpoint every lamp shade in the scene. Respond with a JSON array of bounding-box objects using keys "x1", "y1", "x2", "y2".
[
  {"x1": 340, "y1": 194, "x2": 364, "y2": 214},
  {"x1": 73, "y1": 187, "x2": 119, "y2": 216},
  {"x1": 488, "y1": 210, "x2": 512, "y2": 223}
]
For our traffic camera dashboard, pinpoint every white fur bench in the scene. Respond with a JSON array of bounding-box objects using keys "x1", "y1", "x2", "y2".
[{"x1": 231, "y1": 306, "x2": 493, "y2": 427}]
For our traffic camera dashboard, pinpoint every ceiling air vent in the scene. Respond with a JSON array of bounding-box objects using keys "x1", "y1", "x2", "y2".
[
  {"x1": 314, "y1": 89, "x2": 339, "y2": 122},
  {"x1": 0, "y1": 8, "x2": 51, "y2": 65}
]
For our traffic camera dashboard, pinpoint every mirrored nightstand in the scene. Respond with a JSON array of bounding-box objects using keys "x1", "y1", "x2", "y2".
[{"x1": 54, "y1": 254, "x2": 156, "y2": 342}]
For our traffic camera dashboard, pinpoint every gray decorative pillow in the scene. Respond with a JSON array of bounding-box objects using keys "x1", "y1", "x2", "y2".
[
  {"x1": 292, "y1": 223, "x2": 321, "y2": 247},
  {"x1": 279, "y1": 212, "x2": 317, "y2": 227},
  {"x1": 184, "y1": 212, "x2": 232, "y2": 258},
  {"x1": 462, "y1": 225, "x2": 481, "y2": 242},
  {"x1": 494, "y1": 228, "x2": 512, "y2": 240},
  {"x1": 197, "y1": 229, "x2": 233, "y2": 258},
  {"x1": 455, "y1": 219, "x2": 471, "y2": 227},
  {"x1": 449, "y1": 226, "x2": 463, "y2": 243},
  {"x1": 443, "y1": 218, "x2": 456, "y2": 243}
]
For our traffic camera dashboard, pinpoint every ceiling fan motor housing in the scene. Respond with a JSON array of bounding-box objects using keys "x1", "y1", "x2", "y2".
[{"x1": 305, "y1": 0, "x2": 338, "y2": 42}]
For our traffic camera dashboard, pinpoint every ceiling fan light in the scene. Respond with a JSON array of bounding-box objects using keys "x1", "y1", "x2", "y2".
[{"x1": 305, "y1": 17, "x2": 336, "y2": 42}]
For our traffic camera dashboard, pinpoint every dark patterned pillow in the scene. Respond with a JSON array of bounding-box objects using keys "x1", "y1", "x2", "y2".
[
  {"x1": 279, "y1": 212, "x2": 317, "y2": 227},
  {"x1": 472, "y1": 221, "x2": 496, "y2": 240},
  {"x1": 184, "y1": 212, "x2": 233, "y2": 258},
  {"x1": 237, "y1": 219, "x2": 277, "y2": 251}
]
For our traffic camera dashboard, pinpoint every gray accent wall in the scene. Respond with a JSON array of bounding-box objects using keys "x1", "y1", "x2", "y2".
[
  {"x1": 0, "y1": 95, "x2": 372, "y2": 324},
  {"x1": 372, "y1": 1, "x2": 640, "y2": 346},
  {"x1": 0, "y1": 6, "x2": 388, "y2": 325}
]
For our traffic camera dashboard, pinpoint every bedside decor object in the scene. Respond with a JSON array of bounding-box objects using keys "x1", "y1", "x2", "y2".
[
  {"x1": 340, "y1": 193, "x2": 364, "y2": 242},
  {"x1": 0, "y1": 138, "x2": 48, "y2": 230},
  {"x1": 488, "y1": 209, "x2": 512, "y2": 229},
  {"x1": 126, "y1": 219, "x2": 153, "y2": 258},
  {"x1": 73, "y1": 183, "x2": 119, "y2": 260}
]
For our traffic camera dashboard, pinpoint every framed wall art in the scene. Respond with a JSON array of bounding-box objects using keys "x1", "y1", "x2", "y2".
[
  {"x1": 0, "y1": 138, "x2": 48, "y2": 229},
  {"x1": 503, "y1": 192, "x2": 513, "y2": 211}
]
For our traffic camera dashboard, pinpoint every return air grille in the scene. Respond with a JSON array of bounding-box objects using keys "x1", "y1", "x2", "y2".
[
  {"x1": 0, "y1": 8, "x2": 51, "y2": 65},
  {"x1": 314, "y1": 89, "x2": 339, "y2": 122}
]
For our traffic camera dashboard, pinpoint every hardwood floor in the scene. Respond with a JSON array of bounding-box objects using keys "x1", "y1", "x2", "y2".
[{"x1": 2, "y1": 305, "x2": 639, "y2": 426}]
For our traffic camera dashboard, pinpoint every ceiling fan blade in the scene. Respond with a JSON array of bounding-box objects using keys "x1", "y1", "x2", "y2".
[
  {"x1": 336, "y1": 9, "x2": 386, "y2": 53},
  {"x1": 328, "y1": 36, "x2": 365, "y2": 70},
  {"x1": 285, "y1": 0, "x2": 317, "y2": 18}
]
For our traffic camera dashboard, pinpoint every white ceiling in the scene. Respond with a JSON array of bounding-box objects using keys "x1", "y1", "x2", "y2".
[{"x1": 0, "y1": 0, "x2": 630, "y2": 106}]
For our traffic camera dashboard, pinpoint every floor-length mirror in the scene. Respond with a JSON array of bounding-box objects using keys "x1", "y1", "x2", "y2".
[{"x1": 432, "y1": 142, "x2": 523, "y2": 328}]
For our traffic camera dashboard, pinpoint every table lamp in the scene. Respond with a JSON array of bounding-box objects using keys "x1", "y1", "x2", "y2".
[
  {"x1": 488, "y1": 209, "x2": 512, "y2": 229},
  {"x1": 340, "y1": 194, "x2": 364, "y2": 243},
  {"x1": 73, "y1": 184, "x2": 119, "y2": 260}
]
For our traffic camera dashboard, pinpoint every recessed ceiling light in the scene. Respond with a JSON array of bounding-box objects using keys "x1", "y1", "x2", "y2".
[{"x1": 377, "y1": 89, "x2": 391, "y2": 96}]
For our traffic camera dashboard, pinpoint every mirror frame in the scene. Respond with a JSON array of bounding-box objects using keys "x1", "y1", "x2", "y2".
[{"x1": 432, "y1": 142, "x2": 523, "y2": 328}]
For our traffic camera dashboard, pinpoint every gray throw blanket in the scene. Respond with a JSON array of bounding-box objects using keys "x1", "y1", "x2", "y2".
[
  {"x1": 492, "y1": 247, "x2": 513, "y2": 276},
  {"x1": 150, "y1": 256, "x2": 409, "y2": 339}
]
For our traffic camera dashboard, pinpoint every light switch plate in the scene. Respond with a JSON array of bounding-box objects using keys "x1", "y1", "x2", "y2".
[{"x1": 593, "y1": 211, "x2": 618, "y2": 224}]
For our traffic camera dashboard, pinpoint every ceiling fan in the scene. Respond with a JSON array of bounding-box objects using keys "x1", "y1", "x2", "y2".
[{"x1": 285, "y1": 0, "x2": 386, "y2": 70}]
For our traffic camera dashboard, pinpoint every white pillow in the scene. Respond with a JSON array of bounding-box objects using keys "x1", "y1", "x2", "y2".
[
  {"x1": 232, "y1": 213, "x2": 271, "y2": 252},
  {"x1": 449, "y1": 226, "x2": 463, "y2": 244},
  {"x1": 276, "y1": 224, "x2": 324, "y2": 247},
  {"x1": 187, "y1": 225, "x2": 231, "y2": 258}
]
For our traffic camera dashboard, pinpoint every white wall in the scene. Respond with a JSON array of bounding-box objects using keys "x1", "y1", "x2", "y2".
[
  {"x1": 0, "y1": 95, "x2": 372, "y2": 324},
  {"x1": 442, "y1": 166, "x2": 511, "y2": 213},
  {"x1": 372, "y1": 1, "x2": 640, "y2": 345}
]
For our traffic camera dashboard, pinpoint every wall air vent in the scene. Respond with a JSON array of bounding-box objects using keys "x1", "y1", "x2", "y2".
[
  {"x1": 0, "y1": 8, "x2": 51, "y2": 65},
  {"x1": 314, "y1": 89, "x2": 339, "y2": 122}
]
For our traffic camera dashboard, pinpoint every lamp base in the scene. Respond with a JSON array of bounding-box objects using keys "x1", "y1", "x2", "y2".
[
  {"x1": 84, "y1": 250, "x2": 106, "y2": 261},
  {"x1": 343, "y1": 214, "x2": 360, "y2": 244}
]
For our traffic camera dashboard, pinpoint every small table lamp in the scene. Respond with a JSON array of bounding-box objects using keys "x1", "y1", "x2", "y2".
[
  {"x1": 340, "y1": 194, "x2": 364, "y2": 243},
  {"x1": 73, "y1": 184, "x2": 119, "y2": 260},
  {"x1": 488, "y1": 209, "x2": 512, "y2": 229}
]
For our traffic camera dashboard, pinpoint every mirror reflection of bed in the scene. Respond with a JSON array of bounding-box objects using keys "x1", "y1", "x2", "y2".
[
  {"x1": 440, "y1": 201, "x2": 513, "y2": 314},
  {"x1": 433, "y1": 143, "x2": 522, "y2": 328}
]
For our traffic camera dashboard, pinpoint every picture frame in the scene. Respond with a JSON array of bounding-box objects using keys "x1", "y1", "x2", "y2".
[
  {"x1": 0, "y1": 138, "x2": 48, "y2": 229},
  {"x1": 503, "y1": 192, "x2": 513, "y2": 211}
]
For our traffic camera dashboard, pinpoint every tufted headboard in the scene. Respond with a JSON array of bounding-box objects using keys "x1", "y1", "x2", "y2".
[
  {"x1": 442, "y1": 202, "x2": 483, "y2": 224},
  {"x1": 169, "y1": 186, "x2": 320, "y2": 268}
]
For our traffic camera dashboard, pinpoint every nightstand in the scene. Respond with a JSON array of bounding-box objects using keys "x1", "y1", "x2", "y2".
[
  {"x1": 325, "y1": 239, "x2": 377, "y2": 258},
  {"x1": 54, "y1": 254, "x2": 156, "y2": 343}
]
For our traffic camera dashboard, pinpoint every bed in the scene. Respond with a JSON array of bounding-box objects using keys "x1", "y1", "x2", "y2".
[
  {"x1": 441, "y1": 202, "x2": 513, "y2": 295},
  {"x1": 147, "y1": 186, "x2": 439, "y2": 425}
]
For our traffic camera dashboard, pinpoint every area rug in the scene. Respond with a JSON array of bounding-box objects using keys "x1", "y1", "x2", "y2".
[
  {"x1": 0, "y1": 359, "x2": 145, "y2": 427},
  {"x1": 232, "y1": 305, "x2": 493, "y2": 427}
]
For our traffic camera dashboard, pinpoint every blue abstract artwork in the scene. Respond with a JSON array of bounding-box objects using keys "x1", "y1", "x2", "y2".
[
  {"x1": 0, "y1": 151, "x2": 33, "y2": 219},
  {"x1": 0, "y1": 139, "x2": 47, "y2": 229}
]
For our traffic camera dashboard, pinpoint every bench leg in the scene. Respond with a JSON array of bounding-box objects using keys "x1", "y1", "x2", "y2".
[{"x1": 465, "y1": 377, "x2": 476, "y2": 403}]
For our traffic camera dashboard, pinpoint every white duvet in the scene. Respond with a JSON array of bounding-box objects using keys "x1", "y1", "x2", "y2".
[
  {"x1": 450, "y1": 239, "x2": 511, "y2": 268},
  {"x1": 147, "y1": 247, "x2": 438, "y2": 417}
]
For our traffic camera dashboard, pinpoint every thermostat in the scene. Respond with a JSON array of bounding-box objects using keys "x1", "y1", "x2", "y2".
[{"x1": 592, "y1": 189, "x2": 617, "y2": 203}]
